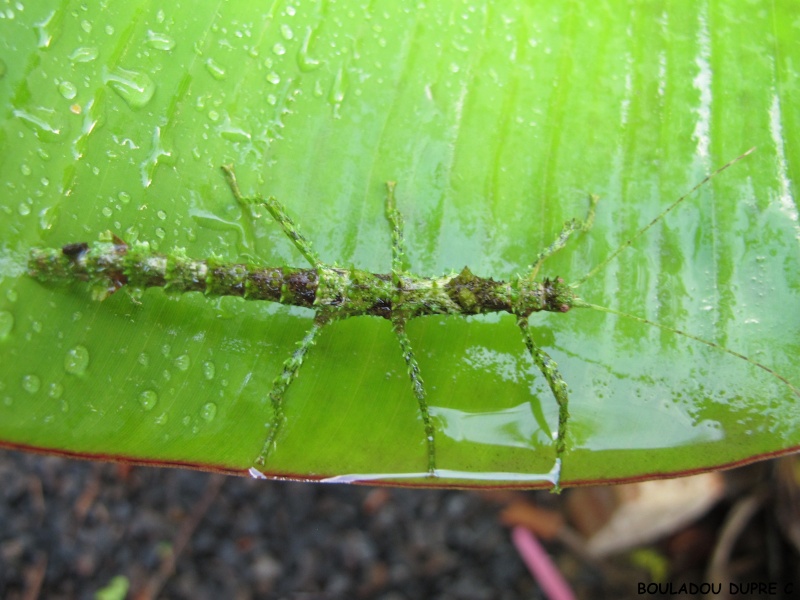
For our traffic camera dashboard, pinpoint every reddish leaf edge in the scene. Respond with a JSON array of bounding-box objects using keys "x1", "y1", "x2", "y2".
[{"x1": 1, "y1": 440, "x2": 797, "y2": 490}]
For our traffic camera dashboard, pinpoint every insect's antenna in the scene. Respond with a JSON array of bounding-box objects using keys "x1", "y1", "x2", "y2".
[
  {"x1": 573, "y1": 147, "x2": 756, "y2": 288},
  {"x1": 578, "y1": 301, "x2": 800, "y2": 400}
]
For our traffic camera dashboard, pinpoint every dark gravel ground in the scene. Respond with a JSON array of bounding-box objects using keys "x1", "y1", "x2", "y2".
[
  {"x1": 2, "y1": 449, "x2": 798, "y2": 600},
  {"x1": 0, "y1": 450, "x2": 546, "y2": 600}
]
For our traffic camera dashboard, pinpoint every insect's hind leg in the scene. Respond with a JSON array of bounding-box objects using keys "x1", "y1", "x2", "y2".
[
  {"x1": 221, "y1": 165, "x2": 321, "y2": 267},
  {"x1": 393, "y1": 319, "x2": 437, "y2": 476},
  {"x1": 529, "y1": 194, "x2": 599, "y2": 280},
  {"x1": 518, "y1": 316, "x2": 569, "y2": 492},
  {"x1": 254, "y1": 314, "x2": 330, "y2": 467}
]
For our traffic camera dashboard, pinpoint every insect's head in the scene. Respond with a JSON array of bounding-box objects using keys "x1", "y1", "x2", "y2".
[
  {"x1": 540, "y1": 277, "x2": 577, "y2": 313},
  {"x1": 514, "y1": 275, "x2": 584, "y2": 316}
]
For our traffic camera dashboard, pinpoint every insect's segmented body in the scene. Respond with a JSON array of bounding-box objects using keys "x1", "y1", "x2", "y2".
[
  {"x1": 29, "y1": 150, "x2": 796, "y2": 490},
  {"x1": 28, "y1": 243, "x2": 578, "y2": 319}
]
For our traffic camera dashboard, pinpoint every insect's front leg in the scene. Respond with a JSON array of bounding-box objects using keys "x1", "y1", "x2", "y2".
[
  {"x1": 518, "y1": 316, "x2": 570, "y2": 492},
  {"x1": 528, "y1": 194, "x2": 599, "y2": 280},
  {"x1": 221, "y1": 164, "x2": 322, "y2": 268}
]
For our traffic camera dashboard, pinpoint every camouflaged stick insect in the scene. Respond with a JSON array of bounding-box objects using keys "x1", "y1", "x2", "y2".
[{"x1": 28, "y1": 148, "x2": 800, "y2": 490}]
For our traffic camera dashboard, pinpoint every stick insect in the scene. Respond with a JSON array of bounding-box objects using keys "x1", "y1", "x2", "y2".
[{"x1": 28, "y1": 147, "x2": 800, "y2": 490}]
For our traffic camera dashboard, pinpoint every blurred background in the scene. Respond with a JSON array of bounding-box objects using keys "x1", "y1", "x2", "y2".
[{"x1": 2, "y1": 451, "x2": 798, "y2": 599}]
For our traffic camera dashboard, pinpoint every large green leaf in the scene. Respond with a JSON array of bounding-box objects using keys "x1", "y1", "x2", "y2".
[{"x1": 1, "y1": 1, "x2": 798, "y2": 489}]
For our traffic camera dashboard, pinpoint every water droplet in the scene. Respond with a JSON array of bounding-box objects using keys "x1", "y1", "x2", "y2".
[
  {"x1": 157, "y1": 209, "x2": 167, "y2": 220},
  {"x1": 60, "y1": 400, "x2": 70, "y2": 412},
  {"x1": 202, "y1": 361, "x2": 215, "y2": 380},
  {"x1": 219, "y1": 117, "x2": 251, "y2": 143},
  {"x1": 34, "y1": 10, "x2": 60, "y2": 48},
  {"x1": 118, "y1": 191, "x2": 131, "y2": 204},
  {"x1": 174, "y1": 354, "x2": 190, "y2": 371},
  {"x1": 64, "y1": 345, "x2": 90, "y2": 375},
  {"x1": 145, "y1": 30, "x2": 176, "y2": 51},
  {"x1": 6, "y1": 290, "x2": 18, "y2": 303},
  {"x1": 161, "y1": 344, "x2": 171, "y2": 357},
  {"x1": 272, "y1": 42, "x2": 286, "y2": 56},
  {"x1": 266, "y1": 72, "x2": 281, "y2": 84},
  {"x1": 48, "y1": 382, "x2": 64, "y2": 399},
  {"x1": 155, "y1": 412, "x2": 168, "y2": 425},
  {"x1": 13, "y1": 107, "x2": 68, "y2": 143},
  {"x1": 105, "y1": 25, "x2": 115, "y2": 35},
  {"x1": 139, "y1": 124, "x2": 174, "y2": 188},
  {"x1": 20, "y1": 163, "x2": 32, "y2": 176},
  {"x1": 139, "y1": 390, "x2": 158, "y2": 411},
  {"x1": 70, "y1": 46, "x2": 98, "y2": 63},
  {"x1": 200, "y1": 402, "x2": 217, "y2": 422},
  {"x1": 248, "y1": 467, "x2": 268, "y2": 479},
  {"x1": 22, "y1": 375, "x2": 41, "y2": 394},
  {"x1": 17, "y1": 203, "x2": 30, "y2": 216},
  {"x1": 80, "y1": 19, "x2": 92, "y2": 33},
  {"x1": 104, "y1": 67, "x2": 155, "y2": 109},
  {"x1": 330, "y1": 66, "x2": 347, "y2": 105},
  {"x1": 0, "y1": 311, "x2": 13, "y2": 339},
  {"x1": 280, "y1": 24, "x2": 294, "y2": 40},
  {"x1": 102, "y1": 206, "x2": 113, "y2": 217},
  {"x1": 58, "y1": 80, "x2": 77, "y2": 100},
  {"x1": 205, "y1": 58, "x2": 226, "y2": 80},
  {"x1": 297, "y1": 28, "x2": 321, "y2": 72},
  {"x1": 137, "y1": 352, "x2": 150, "y2": 367}
]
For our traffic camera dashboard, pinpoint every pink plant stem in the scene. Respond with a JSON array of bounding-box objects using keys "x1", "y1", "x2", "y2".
[{"x1": 511, "y1": 526, "x2": 575, "y2": 600}]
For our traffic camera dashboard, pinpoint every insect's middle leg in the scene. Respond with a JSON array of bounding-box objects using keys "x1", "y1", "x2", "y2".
[
  {"x1": 393, "y1": 319, "x2": 437, "y2": 476},
  {"x1": 518, "y1": 316, "x2": 570, "y2": 491},
  {"x1": 254, "y1": 313, "x2": 330, "y2": 466},
  {"x1": 385, "y1": 182, "x2": 436, "y2": 475},
  {"x1": 529, "y1": 194, "x2": 599, "y2": 280},
  {"x1": 384, "y1": 181, "x2": 411, "y2": 284}
]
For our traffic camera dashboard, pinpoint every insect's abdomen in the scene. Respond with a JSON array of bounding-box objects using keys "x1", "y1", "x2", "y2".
[{"x1": 28, "y1": 243, "x2": 323, "y2": 307}]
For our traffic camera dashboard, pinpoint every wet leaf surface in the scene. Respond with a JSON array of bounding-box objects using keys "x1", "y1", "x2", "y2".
[{"x1": 0, "y1": 2, "x2": 798, "y2": 488}]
